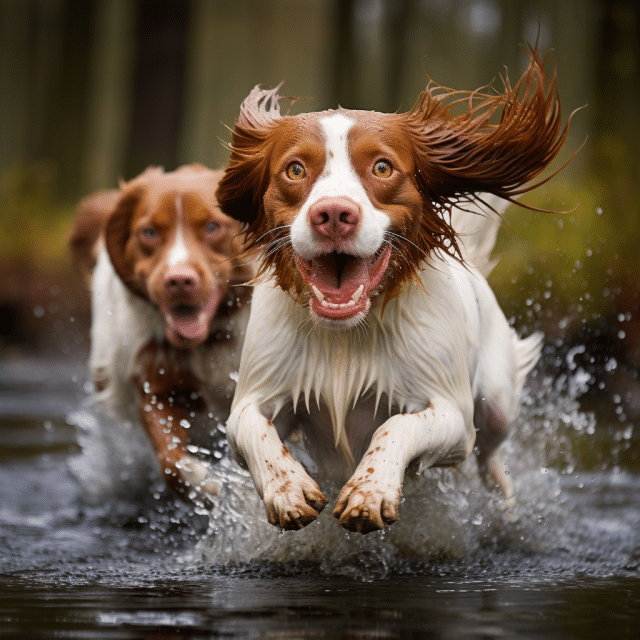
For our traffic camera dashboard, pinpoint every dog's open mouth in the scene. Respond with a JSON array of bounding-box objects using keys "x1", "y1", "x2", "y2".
[
  {"x1": 161, "y1": 289, "x2": 222, "y2": 347},
  {"x1": 294, "y1": 245, "x2": 392, "y2": 322}
]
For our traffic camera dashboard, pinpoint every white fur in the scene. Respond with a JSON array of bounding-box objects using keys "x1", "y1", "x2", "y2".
[
  {"x1": 166, "y1": 194, "x2": 189, "y2": 266},
  {"x1": 89, "y1": 243, "x2": 164, "y2": 416},
  {"x1": 227, "y1": 195, "x2": 541, "y2": 530},
  {"x1": 290, "y1": 113, "x2": 390, "y2": 260}
]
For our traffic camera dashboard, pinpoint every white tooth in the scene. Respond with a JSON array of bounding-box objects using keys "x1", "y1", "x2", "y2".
[
  {"x1": 351, "y1": 284, "x2": 364, "y2": 303},
  {"x1": 198, "y1": 312, "x2": 207, "y2": 331},
  {"x1": 167, "y1": 316, "x2": 175, "y2": 328},
  {"x1": 347, "y1": 300, "x2": 355, "y2": 307},
  {"x1": 321, "y1": 300, "x2": 329, "y2": 307},
  {"x1": 311, "y1": 284, "x2": 324, "y2": 302}
]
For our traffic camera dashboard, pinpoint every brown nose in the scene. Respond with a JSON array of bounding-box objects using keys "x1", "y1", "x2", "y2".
[
  {"x1": 163, "y1": 264, "x2": 200, "y2": 295},
  {"x1": 308, "y1": 197, "x2": 360, "y2": 240}
]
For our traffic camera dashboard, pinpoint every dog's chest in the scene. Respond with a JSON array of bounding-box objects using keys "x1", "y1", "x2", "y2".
[{"x1": 293, "y1": 391, "x2": 393, "y2": 473}]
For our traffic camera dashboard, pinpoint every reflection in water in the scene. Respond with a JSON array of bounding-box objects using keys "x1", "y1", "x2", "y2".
[{"x1": 0, "y1": 354, "x2": 639, "y2": 638}]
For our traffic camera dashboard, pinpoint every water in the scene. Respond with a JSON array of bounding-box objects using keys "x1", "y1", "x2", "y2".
[{"x1": 1, "y1": 353, "x2": 639, "y2": 638}]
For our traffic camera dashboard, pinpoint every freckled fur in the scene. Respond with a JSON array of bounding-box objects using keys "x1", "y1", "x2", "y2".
[{"x1": 218, "y1": 46, "x2": 569, "y2": 533}]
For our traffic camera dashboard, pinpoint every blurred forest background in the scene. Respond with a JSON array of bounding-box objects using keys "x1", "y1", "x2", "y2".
[{"x1": 0, "y1": 0, "x2": 639, "y2": 438}]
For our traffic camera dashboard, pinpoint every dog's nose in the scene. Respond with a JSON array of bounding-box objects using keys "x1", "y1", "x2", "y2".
[
  {"x1": 308, "y1": 197, "x2": 360, "y2": 240},
  {"x1": 164, "y1": 265, "x2": 200, "y2": 294}
]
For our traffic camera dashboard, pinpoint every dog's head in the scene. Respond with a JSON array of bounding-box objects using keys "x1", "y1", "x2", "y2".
[
  {"x1": 105, "y1": 165, "x2": 252, "y2": 347},
  {"x1": 216, "y1": 47, "x2": 569, "y2": 330}
]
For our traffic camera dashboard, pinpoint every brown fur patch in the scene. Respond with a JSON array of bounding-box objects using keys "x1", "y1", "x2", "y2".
[{"x1": 217, "y1": 45, "x2": 570, "y2": 305}]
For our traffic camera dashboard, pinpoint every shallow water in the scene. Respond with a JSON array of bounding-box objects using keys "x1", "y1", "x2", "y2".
[{"x1": 1, "y1": 354, "x2": 639, "y2": 639}]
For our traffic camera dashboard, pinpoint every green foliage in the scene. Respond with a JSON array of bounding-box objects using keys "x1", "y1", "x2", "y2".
[
  {"x1": 490, "y1": 178, "x2": 619, "y2": 328},
  {"x1": 0, "y1": 161, "x2": 75, "y2": 269}
]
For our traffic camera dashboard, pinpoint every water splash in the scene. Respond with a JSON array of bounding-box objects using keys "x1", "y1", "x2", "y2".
[
  {"x1": 185, "y1": 346, "x2": 612, "y2": 579},
  {"x1": 67, "y1": 407, "x2": 158, "y2": 503},
  {"x1": 65, "y1": 343, "x2": 638, "y2": 581}
]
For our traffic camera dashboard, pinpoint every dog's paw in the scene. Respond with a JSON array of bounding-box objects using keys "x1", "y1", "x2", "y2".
[
  {"x1": 333, "y1": 477, "x2": 401, "y2": 534},
  {"x1": 175, "y1": 455, "x2": 220, "y2": 499},
  {"x1": 263, "y1": 474, "x2": 328, "y2": 530}
]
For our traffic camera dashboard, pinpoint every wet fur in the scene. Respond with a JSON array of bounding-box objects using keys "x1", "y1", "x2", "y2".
[
  {"x1": 215, "y1": 47, "x2": 569, "y2": 533},
  {"x1": 69, "y1": 165, "x2": 253, "y2": 502}
]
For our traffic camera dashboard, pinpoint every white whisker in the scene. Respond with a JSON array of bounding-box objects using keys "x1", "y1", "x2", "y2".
[
  {"x1": 253, "y1": 224, "x2": 292, "y2": 245},
  {"x1": 385, "y1": 231, "x2": 429, "y2": 261},
  {"x1": 262, "y1": 237, "x2": 293, "y2": 259}
]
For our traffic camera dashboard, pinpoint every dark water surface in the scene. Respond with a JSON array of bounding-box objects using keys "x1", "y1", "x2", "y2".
[{"x1": 1, "y1": 356, "x2": 639, "y2": 639}]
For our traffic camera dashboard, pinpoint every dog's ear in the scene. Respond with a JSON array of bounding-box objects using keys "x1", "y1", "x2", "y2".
[
  {"x1": 104, "y1": 186, "x2": 147, "y2": 298},
  {"x1": 69, "y1": 189, "x2": 121, "y2": 284},
  {"x1": 216, "y1": 83, "x2": 284, "y2": 238},
  {"x1": 405, "y1": 45, "x2": 571, "y2": 262}
]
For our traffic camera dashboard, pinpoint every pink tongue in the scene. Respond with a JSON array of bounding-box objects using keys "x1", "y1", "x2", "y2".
[
  {"x1": 167, "y1": 314, "x2": 208, "y2": 342},
  {"x1": 310, "y1": 255, "x2": 371, "y2": 304},
  {"x1": 163, "y1": 290, "x2": 222, "y2": 345}
]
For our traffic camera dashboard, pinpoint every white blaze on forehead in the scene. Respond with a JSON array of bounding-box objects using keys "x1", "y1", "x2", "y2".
[
  {"x1": 290, "y1": 112, "x2": 390, "y2": 260},
  {"x1": 167, "y1": 194, "x2": 189, "y2": 266},
  {"x1": 317, "y1": 113, "x2": 356, "y2": 196}
]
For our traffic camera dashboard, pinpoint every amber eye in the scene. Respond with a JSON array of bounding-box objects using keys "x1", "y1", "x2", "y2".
[
  {"x1": 372, "y1": 160, "x2": 392, "y2": 178},
  {"x1": 286, "y1": 162, "x2": 306, "y2": 180}
]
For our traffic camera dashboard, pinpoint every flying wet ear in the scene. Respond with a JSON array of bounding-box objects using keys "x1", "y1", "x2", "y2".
[
  {"x1": 406, "y1": 44, "x2": 571, "y2": 262},
  {"x1": 216, "y1": 83, "x2": 285, "y2": 229}
]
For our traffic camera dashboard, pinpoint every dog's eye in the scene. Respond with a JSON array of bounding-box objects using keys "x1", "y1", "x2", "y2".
[
  {"x1": 205, "y1": 221, "x2": 220, "y2": 236},
  {"x1": 286, "y1": 162, "x2": 306, "y2": 180},
  {"x1": 139, "y1": 227, "x2": 159, "y2": 245},
  {"x1": 372, "y1": 160, "x2": 392, "y2": 178}
]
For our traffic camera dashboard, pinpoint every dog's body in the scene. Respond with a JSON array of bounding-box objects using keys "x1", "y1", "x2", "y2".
[
  {"x1": 215, "y1": 48, "x2": 569, "y2": 533},
  {"x1": 70, "y1": 165, "x2": 253, "y2": 501}
]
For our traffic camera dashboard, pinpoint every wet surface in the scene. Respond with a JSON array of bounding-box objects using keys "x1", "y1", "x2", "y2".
[{"x1": 1, "y1": 355, "x2": 639, "y2": 638}]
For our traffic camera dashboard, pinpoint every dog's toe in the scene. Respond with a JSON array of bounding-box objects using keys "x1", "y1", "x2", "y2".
[
  {"x1": 334, "y1": 485, "x2": 399, "y2": 534},
  {"x1": 265, "y1": 477, "x2": 328, "y2": 531}
]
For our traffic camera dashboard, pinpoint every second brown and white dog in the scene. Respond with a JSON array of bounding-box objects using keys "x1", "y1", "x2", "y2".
[
  {"x1": 215, "y1": 48, "x2": 570, "y2": 533},
  {"x1": 70, "y1": 164, "x2": 253, "y2": 502}
]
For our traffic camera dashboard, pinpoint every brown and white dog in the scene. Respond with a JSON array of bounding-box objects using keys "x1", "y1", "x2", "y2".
[
  {"x1": 70, "y1": 164, "x2": 253, "y2": 502},
  {"x1": 215, "y1": 48, "x2": 570, "y2": 533}
]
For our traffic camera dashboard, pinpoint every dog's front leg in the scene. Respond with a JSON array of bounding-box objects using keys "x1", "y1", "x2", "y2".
[
  {"x1": 134, "y1": 385, "x2": 220, "y2": 500},
  {"x1": 227, "y1": 400, "x2": 328, "y2": 530},
  {"x1": 132, "y1": 342, "x2": 219, "y2": 501},
  {"x1": 333, "y1": 398, "x2": 474, "y2": 534}
]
